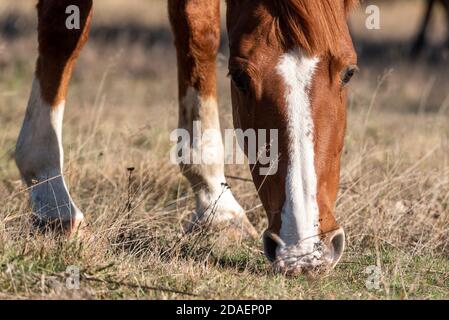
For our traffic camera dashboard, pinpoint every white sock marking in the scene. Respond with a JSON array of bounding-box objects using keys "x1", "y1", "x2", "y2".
[
  {"x1": 180, "y1": 88, "x2": 245, "y2": 224},
  {"x1": 16, "y1": 78, "x2": 83, "y2": 224}
]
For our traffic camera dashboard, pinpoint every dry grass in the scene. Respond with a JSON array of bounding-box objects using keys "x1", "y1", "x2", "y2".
[{"x1": 0, "y1": 0, "x2": 448, "y2": 299}]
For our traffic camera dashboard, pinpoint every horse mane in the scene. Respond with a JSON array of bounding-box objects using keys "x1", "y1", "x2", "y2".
[{"x1": 273, "y1": 0, "x2": 358, "y2": 56}]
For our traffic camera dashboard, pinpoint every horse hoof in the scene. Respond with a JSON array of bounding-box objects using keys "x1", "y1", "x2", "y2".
[
  {"x1": 227, "y1": 214, "x2": 258, "y2": 241},
  {"x1": 186, "y1": 212, "x2": 258, "y2": 241},
  {"x1": 31, "y1": 213, "x2": 86, "y2": 238}
]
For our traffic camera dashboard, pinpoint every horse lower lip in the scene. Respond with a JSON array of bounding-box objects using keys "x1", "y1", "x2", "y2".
[{"x1": 274, "y1": 259, "x2": 332, "y2": 276}]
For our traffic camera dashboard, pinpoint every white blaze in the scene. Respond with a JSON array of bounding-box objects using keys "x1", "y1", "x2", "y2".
[{"x1": 276, "y1": 50, "x2": 320, "y2": 250}]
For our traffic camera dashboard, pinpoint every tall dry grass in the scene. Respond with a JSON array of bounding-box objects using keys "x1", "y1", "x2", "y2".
[{"x1": 0, "y1": 0, "x2": 447, "y2": 299}]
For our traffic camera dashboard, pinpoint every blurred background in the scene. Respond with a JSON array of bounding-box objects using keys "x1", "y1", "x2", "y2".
[{"x1": 1, "y1": 0, "x2": 449, "y2": 114}]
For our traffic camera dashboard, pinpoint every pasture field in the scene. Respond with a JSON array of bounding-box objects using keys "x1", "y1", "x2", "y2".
[{"x1": 0, "y1": 0, "x2": 448, "y2": 299}]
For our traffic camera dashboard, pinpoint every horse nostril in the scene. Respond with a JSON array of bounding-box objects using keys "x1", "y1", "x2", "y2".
[
  {"x1": 327, "y1": 227, "x2": 346, "y2": 269},
  {"x1": 263, "y1": 234, "x2": 277, "y2": 262},
  {"x1": 263, "y1": 230, "x2": 286, "y2": 262}
]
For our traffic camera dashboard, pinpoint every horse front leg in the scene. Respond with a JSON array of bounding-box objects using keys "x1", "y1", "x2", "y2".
[
  {"x1": 168, "y1": 0, "x2": 257, "y2": 240},
  {"x1": 15, "y1": 0, "x2": 93, "y2": 235}
]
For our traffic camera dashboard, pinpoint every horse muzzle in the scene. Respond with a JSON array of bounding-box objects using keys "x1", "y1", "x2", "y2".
[{"x1": 263, "y1": 227, "x2": 345, "y2": 276}]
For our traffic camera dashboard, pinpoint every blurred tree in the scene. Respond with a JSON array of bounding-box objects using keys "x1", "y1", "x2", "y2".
[{"x1": 412, "y1": 0, "x2": 449, "y2": 57}]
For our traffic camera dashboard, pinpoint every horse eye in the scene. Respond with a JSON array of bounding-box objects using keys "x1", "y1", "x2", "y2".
[
  {"x1": 341, "y1": 65, "x2": 358, "y2": 87},
  {"x1": 230, "y1": 70, "x2": 250, "y2": 93}
]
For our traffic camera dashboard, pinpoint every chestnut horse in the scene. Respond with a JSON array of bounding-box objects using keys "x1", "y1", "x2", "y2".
[{"x1": 16, "y1": 0, "x2": 357, "y2": 275}]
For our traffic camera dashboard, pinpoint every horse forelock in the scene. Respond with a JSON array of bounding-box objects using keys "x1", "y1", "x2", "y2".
[{"x1": 273, "y1": 0, "x2": 358, "y2": 56}]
